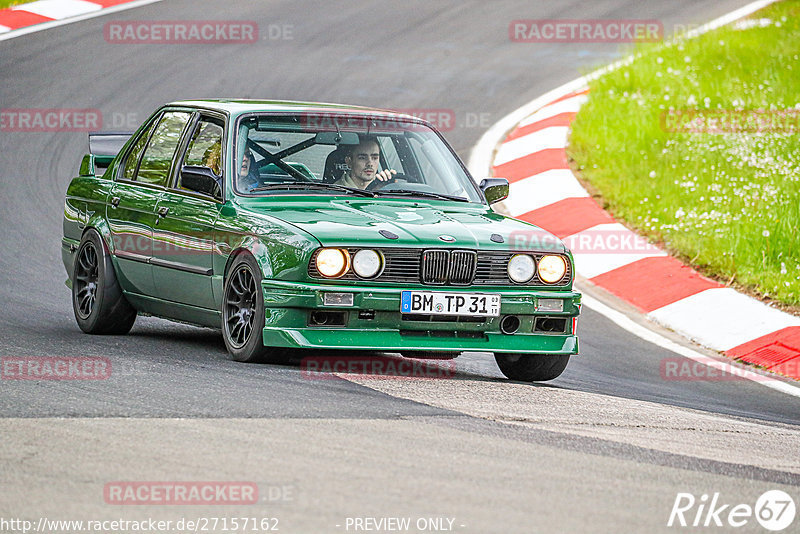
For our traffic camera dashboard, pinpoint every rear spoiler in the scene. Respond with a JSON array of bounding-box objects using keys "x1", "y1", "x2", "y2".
[{"x1": 79, "y1": 131, "x2": 133, "y2": 177}]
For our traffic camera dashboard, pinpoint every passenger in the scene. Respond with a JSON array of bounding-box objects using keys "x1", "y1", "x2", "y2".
[
  {"x1": 199, "y1": 141, "x2": 223, "y2": 196},
  {"x1": 202, "y1": 141, "x2": 222, "y2": 176},
  {"x1": 334, "y1": 136, "x2": 396, "y2": 189}
]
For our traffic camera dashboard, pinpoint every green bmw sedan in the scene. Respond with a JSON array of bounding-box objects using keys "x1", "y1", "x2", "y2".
[{"x1": 62, "y1": 100, "x2": 581, "y2": 381}]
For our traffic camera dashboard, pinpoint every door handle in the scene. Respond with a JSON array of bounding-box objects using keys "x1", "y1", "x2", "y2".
[
  {"x1": 110, "y1": 196, "x2": 120, "y2": 207},
  {"x1": 157, "y1": 207, "x2": 169, "y2": 217}
]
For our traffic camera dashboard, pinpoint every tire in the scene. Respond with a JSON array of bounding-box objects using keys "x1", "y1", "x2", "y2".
[
  {"x1": 494, "y1": 353, "x2": 570, "y2": 382},
  {"x1": 72, "y1": 229, "x2": 137, "y2": 335},
  {"x1": 222, "y1": 253, "x2": 284, "y2": 363},
  {"x1": 401, "y1": 351, "x2": 460, "y2": 360}
]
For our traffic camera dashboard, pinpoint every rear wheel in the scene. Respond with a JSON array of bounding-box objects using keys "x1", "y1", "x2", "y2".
[
  {"x1": 72, "y1": 229, "x2": 136, "y2": 335},
  {"x1": 494, "y1": 353, "x2": 570, "y2": 382},
  {"x1": 222, "y1": 253, "x2": 285, "y2": 363}
]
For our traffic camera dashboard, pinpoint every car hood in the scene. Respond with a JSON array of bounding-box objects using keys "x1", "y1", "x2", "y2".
[{"x1": 237, "y1": 197, "x2": 566, "y2": 253}]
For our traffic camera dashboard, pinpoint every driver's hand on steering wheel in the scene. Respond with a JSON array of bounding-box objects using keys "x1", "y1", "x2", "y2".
[{"x1": 374, "y1": 169, "x2": 397, "y2": 182}]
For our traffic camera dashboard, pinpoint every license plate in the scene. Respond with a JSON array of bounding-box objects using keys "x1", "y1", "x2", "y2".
[{"x1": 400, "y1": 291, "x2": 501, "y2": 317}]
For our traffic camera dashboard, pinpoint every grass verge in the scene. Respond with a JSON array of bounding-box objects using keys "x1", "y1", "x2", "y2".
[
  {"x1": 568, "y1": 1, "x2": 800, "y2": 310},
  {"x1": 0, "y1": 0, "x2": 32, "y2": 9}
]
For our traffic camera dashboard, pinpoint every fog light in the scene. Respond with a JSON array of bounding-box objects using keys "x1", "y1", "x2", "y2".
[
  {"x1": 323, "y1": 293, "x2": 354, "y2": 306},
  {"x1": 537, "y1": 298, "x2": 563, "y2": 312}
]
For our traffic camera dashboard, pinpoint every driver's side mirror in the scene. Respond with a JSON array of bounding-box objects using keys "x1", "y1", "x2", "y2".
[
  {"x1": 181, "y1": 165, "x2": 220, "y2": 198},
  {"x1": 479, "y1": 178, "x2": 509, "y2": 205}
]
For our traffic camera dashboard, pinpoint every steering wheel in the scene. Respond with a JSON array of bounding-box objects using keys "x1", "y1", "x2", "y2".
[{"x1": 366, "y1": 172, "x2": 408, "y2": 191}]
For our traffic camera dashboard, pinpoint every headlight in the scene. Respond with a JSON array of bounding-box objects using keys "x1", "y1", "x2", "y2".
[
  {"x1": 507, "y1": 254, "x2": 535, "y2": 283},
  {"x1": 316, "y1": 248, "x2": 350, "y2": 278},
  {"x1": 538, "y1": 255, "x2": 567, "y2": 284},
  {"x1": 352, "y1": 249, "x2": 383, "y2": 278}
]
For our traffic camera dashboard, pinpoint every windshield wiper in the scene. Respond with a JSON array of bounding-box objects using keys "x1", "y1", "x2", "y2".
[
  {"x1": 373, "y1": 190, "x2": 471, "y2": 202},
  {"x1": 250, "y1": 182, "x2": 375, "y2": 197}
]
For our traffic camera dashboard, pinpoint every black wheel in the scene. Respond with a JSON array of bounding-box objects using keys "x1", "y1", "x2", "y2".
[
  {"x1": 72, "y1": 229, "x2": 136, "y2": 335},
  {"x1": 494, "y1": 353, "x2": 570, "y2": 382},
  {"x1": 401, "y1": 351, "x2": 459, "y2": 360},
  {"x1": 222, "y1": 253, "x2": 284, "y2": 363}
]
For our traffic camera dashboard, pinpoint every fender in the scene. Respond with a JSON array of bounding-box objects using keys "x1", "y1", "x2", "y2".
[
  {"x1": 213, "y1": 236, "x2": 277, "y2": 309},
  {"x1": 85, "y1": 214, "x2": 114, "y2": 254}
]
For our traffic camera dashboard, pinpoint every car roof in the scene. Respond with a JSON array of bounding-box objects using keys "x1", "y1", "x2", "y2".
[{"x1": 168, "y1": 99, "x2": 427, "y2": 123}]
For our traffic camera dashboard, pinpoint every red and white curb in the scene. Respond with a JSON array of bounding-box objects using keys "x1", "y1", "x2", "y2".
[
  {"x1": 0, "y1": 0, "x2": 161, "y2": 39},
  {"x1": 470, "y1": 0, "x2": 800, "y2": 383}
]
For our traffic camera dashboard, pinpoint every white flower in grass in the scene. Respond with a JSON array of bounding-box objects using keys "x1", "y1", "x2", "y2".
[
  {"x1": 686, "y1": 95, "x2": 697, "y2": 106},
  {"x1": 675, "y1": 207, "x2": 686, "y2": 218},
  {"x1": 763, "y1": 230, "x2": 770, "y2": 237},
  {"x1": 781, "y1": 263, "x2": 788, "y2": 275},
  {"x1": 649, "y1": 171, "x2": 657, "y2": 178},
  {"x1": 657, "y1": 57, "x2": 664, "y2": 64}
]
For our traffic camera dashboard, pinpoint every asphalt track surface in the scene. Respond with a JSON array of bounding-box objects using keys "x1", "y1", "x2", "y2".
[{"x1": 2, "y1": 1, "x2": 800, "y2": 532}]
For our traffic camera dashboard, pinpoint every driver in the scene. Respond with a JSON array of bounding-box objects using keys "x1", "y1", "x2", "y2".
[{"x1": 334, "y1": 135, "x2": 396, "y2": 189}]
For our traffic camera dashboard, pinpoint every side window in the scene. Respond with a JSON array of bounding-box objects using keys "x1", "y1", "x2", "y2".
[
  {"x1": 120, "y1": 118, "x2": 157, "y2": 182},
  {"x1": 137, "y1": 111, "x2": 192, "y2": 187},
  {"x1": 183, "y1": 117, "x2": 224, "y2": 176}
]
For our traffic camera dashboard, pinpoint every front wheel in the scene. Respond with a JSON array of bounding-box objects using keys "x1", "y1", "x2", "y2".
[
  {"x1": 494, "y1": 353, "x2": 570, "y2": 382},
  {"x1": 222, "y1": 253, "x2": 284, "y2": 363}
]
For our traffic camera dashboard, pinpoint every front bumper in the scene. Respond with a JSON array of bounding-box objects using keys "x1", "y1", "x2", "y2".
[{"x1": 261, "y1": 280, "x2": 581, "y2": 355}]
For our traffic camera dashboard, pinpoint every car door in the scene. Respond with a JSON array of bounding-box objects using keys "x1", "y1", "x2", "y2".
[
  {"x1": 107, "y1": 109, "x2": 192, "y2": 297},
  {"x1": 107, "y1": 113, "x2": 161, "y2": 296},
  {"x1": 151, "y1": 113, "x2": 225, "y2": 309}
]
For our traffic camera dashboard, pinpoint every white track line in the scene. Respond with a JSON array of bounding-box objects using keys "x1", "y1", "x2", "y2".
[
  {"x1": 518, "y1": 94, "x2": 588, "y2": 127},
  {"x1": 14, "y1": 0, "x2": 102, "y2": 19},
  {"x1": 502, "y1": 169, "x2": 588, "y2": 215},
  {"x1": 0, "y1": 0, "x2": 164, "y2": 42},
  {"x1": 566, "y1": 222, "x2": 666, "y2": 279},
  {"x1": 493, "y1": 126, "x2": 570, "y2": 166}
]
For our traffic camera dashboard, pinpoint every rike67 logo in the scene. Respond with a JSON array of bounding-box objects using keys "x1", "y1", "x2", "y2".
[{"x1": 668, "y1": 490, "x2": 796, "y2": 531}]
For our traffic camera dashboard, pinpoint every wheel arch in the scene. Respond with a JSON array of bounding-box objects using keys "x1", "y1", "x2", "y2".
[
  {"x1": 82, "y1": 216, "x2": 113, "y2": 254},
  {"x1": 223, "y1": 239, "x2": 273, "y2": 281}
]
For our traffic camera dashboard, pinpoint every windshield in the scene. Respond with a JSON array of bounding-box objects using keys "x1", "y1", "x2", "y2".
[{"x1": 233, "y1": 113, "x2": 483, "y2": 203}]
